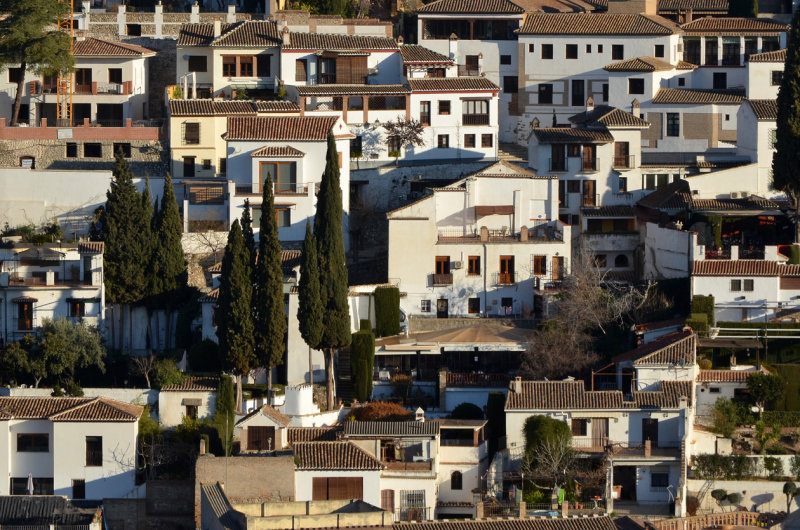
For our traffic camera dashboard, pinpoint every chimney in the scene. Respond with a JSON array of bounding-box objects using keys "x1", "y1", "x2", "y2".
[
  {"x1": 513, "y1": 376, "x2": 522, "y2": 394},
  {"x1": 282, "y1": 26, "x2": 291, "y2": 46},
  {"x1": 397, "y1": 35, "x2": 404, "y2": 45},
  {"x1": 213, "y1": 18, "x2": 221, "y2": 38},
  {"x1": 532, "y1": 117, "x2": 540, "y2": 128},
  {"x1": 685, "y1": 7, "x2": 693, "y2": 22},
  {"x1": 631, "y1": 98, "x2": 640, "y2": 116},
  {"x1": 415, "y1": 407, "x2": 425, "y2": 422},
  {"x1": 586, "y1": 96, "x2": 594, "y2": 112}
]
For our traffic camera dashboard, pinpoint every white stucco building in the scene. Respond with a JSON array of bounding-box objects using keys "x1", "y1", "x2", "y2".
[{"x1": 158, "y1": 376, "x2": 217, "y2": 428}]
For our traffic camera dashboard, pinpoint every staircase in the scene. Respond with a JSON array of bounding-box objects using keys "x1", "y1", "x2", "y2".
[
  {"x1": 336, "y1": 348, "x2": 354, "y2": 402},
  {"x1": 498, "y1": 142, "x2": 528, "y2": 163}
]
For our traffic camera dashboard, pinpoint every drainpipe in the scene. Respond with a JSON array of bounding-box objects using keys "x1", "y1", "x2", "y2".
[{"x1": 483, "y1": 243, "x2": 488, "y2": 316}]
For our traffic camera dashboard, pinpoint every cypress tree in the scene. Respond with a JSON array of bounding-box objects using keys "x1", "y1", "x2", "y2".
[
  {"x1": 774, "y1": 7, "x2": 800, "y2": 242},
  {"x1": 241, "y1": 198, "x2": 256, "y2": 265},
  {"x1": 298, "y1": 221, "x2": 324, "y2": 383},
  {"x1": 216, "y1": 220, "x2": 256, "y2": 411},
  {"x1": 151, "y1": 173, "x2": 187, "y2": 295},
  {"x1": 350, "y1": 329, "x2": 375, "y2": 402},
  {"x1": 214, "y1": 375, "x2": 235, "y2": 456},
  {"x1": 313, "y1": 132, "x2": 352, "y2": 409},
  {"x1": 140, "y1": 177, "x2": 155, "y2": 297},
  {"x1": 253, "y1": 173, "x2": 287, "y2": 393}
]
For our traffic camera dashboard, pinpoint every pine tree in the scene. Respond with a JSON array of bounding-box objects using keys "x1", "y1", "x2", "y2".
[
  {"x1": 151, "y1": 173, "x2": 187, "y2": 296},
  {"x1": 0, "y1": 0, "x2": 74, "y2": 126},
  {"x1": 313, "y1": 132, "x2": 352, "y2": 409},
  {"x1": 298, "y1": 221, "x2": 324, "y2": 384},
  {"x1": 253, "y1": 173, "x2": 286, "y2": 393},
  {"x1": 241, "y1": 198, "x2": 256, "y2": 265},
  {"x1": 216, "y1": 220, "x2": 256, "y2": 412},
  {"x1": 773, "y1": 7, "x2": 800, "y2": 242}
]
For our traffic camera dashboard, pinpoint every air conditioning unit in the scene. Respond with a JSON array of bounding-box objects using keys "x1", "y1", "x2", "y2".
[
  {"x1": 730, "y1": 192, "x2": 739, "y2": 198},
  {"x1": 740, "y1": 191, "x2": 749, "y2": 198},
  {"x1": 450, "y1": 261, "x2": 463, "y2": 270}
]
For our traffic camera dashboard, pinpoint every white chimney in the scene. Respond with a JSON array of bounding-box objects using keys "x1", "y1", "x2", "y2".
[
  {"x1": 586, "y1": 96, "x2": 594, "y2": 112},
  {"x1": 213, "y1": 18, "x2": 221, "y2": 38},
  {"x1": 415, "y1": 407, "x2": 425, "y2": 422},
  {"x1": 282, "y1": 26, "x2": 290, "y2": 46},
  {"x1": 513, "y1": 376, "x2": 522, "y2": 394}
]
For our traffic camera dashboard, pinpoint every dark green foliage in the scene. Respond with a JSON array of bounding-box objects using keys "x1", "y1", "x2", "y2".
[
  {"x1": 151, "y1": 173, "x2": 187, "y2": 296},
  {"x1": 748, "y1": 373, "x2": 785, "y2": 414},
  {"x1": 214, "y1": 375, "x2": 235, "y2": 456},
  {"x1": 711, "y1": 489, "x2": 728, "y2": 502},
  {"x1": 711, "y1": 397, "x2": 755, "y2": 436},
  {"x1": 253, "y1": 173, "x2": 287, "y2": 390},
  {"x1": 687, "y1": 313, "x2": 709, "y2": 337},
  {"x1": 764, "y1": 456, "x2": 784, "y2": 479},
  {"x1": 298, "y1": 222, "x2": 324, "y2": 350},
  {"x1": 792, "y1": 456, "x2": 800, "y2": 479},
  {"x1": 350, "y1": 329, "x2": 375, "y2": 402},
  {"x1": 694, "y1": 454, "x2": 757, "y2": 480},
  {"x1": 0, "y1": 0, "x2": 74, "y2": 125},
  {"x1": 523, "y1": 415, "x2": 572, "y2": 455},
  {"x1": 188, "y1": 339, "x2": 221, "y2": 372},
  {"x1": 153, "y1": 358, "x2": 184, "y2": 389},
  {"x1": 728, "y1": 0, "x2": 757, "y2": 17},
  {"x1": 102, "y1": 152, "x2": 153, "y2": 305},
  {"x1": 450, "y1": 402, "x2": 484, "y2": 420},
  {"x1": 784, "y1": 482, "x2": 797, "y2": 512},
  {"x1": 789, "y1": 245, "x2": 800, "y2": 265},
  {"x1": 765, "y1": 410, "x2": 800, "y2": 426},
  {"x1": 359, "y1": 319, "x2": 371, "y2": 331},
  {"x1": 241, "y1": 199, "x2": 256, "y2": 264},
  {"x1": 140, "y1": 178, "x2": 155, "y2": 296},
  {"x1": 691, "y1": 295, "x2": 715, "y2": 327},
  {"x1": 374, "y1": 286, "x2": 400, "y2": 337},
  {"x1": 486, "y1": 392, "x2": 506, "y2": 457},
  {"x1": 217, "y1": 220, "x2": 256, "y2": 381}
]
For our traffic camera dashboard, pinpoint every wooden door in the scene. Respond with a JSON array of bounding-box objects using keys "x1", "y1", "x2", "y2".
[
  {"x1": 582, "y1": 180, "x2": 596, "y2": 206},
  {"x1": 552, "y1": 256, "x2": 564, "y2": 281},
  {"x1": 582, "y1": 144, "x2": 595, "y2": 170},
  {"x1": 591, "y1": 418, "x2": 608, "y2": 445},
  {"x1": 313, "y1": 477, "x2": 363, "y2": 500},
  {"x1": 247, "y1": 426, "x2": 275, "y2": 451},
  {"x1": 499, "y1": 256, "x2": 514, "y2": 284},
  {"x1": 614, "y1": 142, "x2": 629, "y2": 168},
  {"x1": 17, "y1": 302, "x2": 32, "y2": 331},
  {"x1": 642, "y1": 418, "x2": 658, "y2": 447}
]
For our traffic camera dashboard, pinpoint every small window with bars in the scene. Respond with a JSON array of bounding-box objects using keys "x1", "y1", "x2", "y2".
[
  {"x1": 183, "y1": 122, "x2": 200, "y2": 145},
  {"x1": 421, "y1": 300, "x2": 431, "y2": 312}
]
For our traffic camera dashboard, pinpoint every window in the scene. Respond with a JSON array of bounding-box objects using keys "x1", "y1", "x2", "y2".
[
  {"x1": 619, "y1": 176, "x2": 627, "y2": 193},
  {"x1": 295, "y1": 59, "x2": 308, "y2": 82},
  {"x1": 615, "y1": 254, "x2": 629, "y2": 267},
  {"x1": 744, "y1": 279, "x2": 754, "y2": 291},
  {"x1": 421, "y1": 300, "x2": 431, "y2": 312},
  {"x1": 566, "y1": 44, "x2": 578, "y2": 59},
  {"x1": 500, "y1": 55, "x2": 512, "y2": 65},
  {"x1": 628, "y1": 79, "x2": 644, "y2": 94},
  {"x1": 381, "y1": 490, "x2": 395, "y2": 513},
  {"x1": 567, "y1": 180, "x2": 580, "y2": 193},
  {"x1": 11, "y1": 477, "x2": 53, "y2": 496},
  {"x1": 83, "y1": 143, "x2": 102, "y2": 158},
  {"x1": 256, "y1": 55, "x2": 271, "y2": 77},
  {"x1": 276, "y1": 208, "x2": 290, "y2": 228},
  {"x1": 654, "y1": 44, "x2": 665, "y2": 58},
  {"x1": 420, "y1": 101, "x2": 431, "y2": 125},
  {"x1": 611, "y1": 45, "x2": 624, "y2": 60},
  {"x1": 16, "y1": 103, "x2": 29, "y2": 124},
  {"x1": 463, "y1": 99, "x2": 489, "y2": 124},
  {"x1": 239, "y1": 56, "x2": 254, "y2": 77},
  {"x1": 571, "y1": 79, "x2": 584, "y2": 107},
  {"x1": 770, "y1": 129, "x2": 778, "y2": 149},
  {"x1": 464, "y1": 134, "x2": 476, "y2": 148},
  {"x1": 541, "y1": 44, "x2": 553, "y2": 60},
  {"x1": 678, "y1": 77, "x2": 685, "y2": 87},
  {"x1": 566, "y1": 144, "x2": 580, "y2": 158},
  {"x1": 387, "y1": 135, "x2": 402, "y2": 154},
  {"x1": 126, "y1": 23, "x2": 141, "y2": 36},
  {"x1": 184, "y1": 122, "x2": 200, "y2": 145},
  {"x1": 435, "y1": 256, "x2": 450, "y2": 275},
  {"x1": 451, "y1": 471, "x2": 463, "y2": 490},
  {"x1": 18, "y1": 433, "x2": 48, "y2": 452},
  {"x1": 762, "y1": 37, "x2": 780, "y2": 52},
  {"x1": 259, "y1": 162, "x2": 297, "y2": 192},
  {"x1": 113, "y1": 142, "x2": 131, "y2": 158},
  {"x1": 538, "y1": 83, "x2": 553, "y2": 104},
  {"x1": 710, "y1": 387, "x2": 721, "y2": 393},
  {"x1": 468, "y1": 255, "x2": 480, "y2": 275},
  {"x1": 86, "y1": 436, "x2": 102, "y2": 466},
  {"x1": 66, "y1": 142, "x2": 78, "y2": 158},
  {"x1": 503, "y1": 76, "x2": 518, "y2": 94},
  {"x1": 713, "y1": 72, "x2": 727, "y2": 90},
  {"x1": 481, "y1": 134, "x2": 493, "y2": 148},
  {"x1": 705, "y1": 37, "x2": 718, "y2": 65},
  {"x1": 602, "y1": 83, "x2": 609, "y2": 102},
  {"x1": 438, "y1": 100, "x2": 450, "y2": 115},
  {"x1": 586, "y1": 44, "x2": 592, "y2": 53},
  {"x1": 400, "y1": 490, "x2": 426, "y2": 521},
  {"x1": 437, "y1": 135, "x2": 449, "y2": 148},
  {"x1": 666, "y1": 113, "x2": 680, "y2": 137},
  {"x1": 188, "y1": 185, "x2": 224, "y2": 205},
  {"x1": 188, "y1": 56, "x2": 207, "y2": 72},
  {"x1": 651, "y1": 472, "x2": 669, "y2": 488},
  {"x1": 722, "y1": 37, "x2": 740, "y2": 66},
  {"x1": 219, "y1": 158, "x2": 227, "y2": 175},
  {"x1": 528, "y1": 44, "x2": 534, "y2": 53},
  {"x1": 725, "y1": 114, "x2": 730, "y2": 121},
  {"x1": 8, "y1": 67, "x2": 22, "y2": 83},
  {"x1": 571, "y1": 419, "x2": 588, "y2": 436},
  {"x1": 745, "y1": 37, "x2": 758, "y2": 59},
  {"x1": 72, "y1": 479, "x2": 86, "y2": 500},
  {"x1": 772, "y1": 71, "x2": 783, "y2": 86},
  {"x1": 731, "y1": 279, "x2": 742, "y2": 291},
  {"x1": 468, "y1": 298, "x2": 480, "y2": 314},
  {"x1": 75, "y1": 68, "x2": 92, "y2": 87},
  {"x1": 17, "y1": 302, "x2": 32, "y2": 331},
  {"x1": 69, "y1": 301, "x2": 85, "y2": 318},
  {"x1": 202, "y1": 159, "x2": 212, "y2": 170},
  {"x1": 499, "y1": 255, "x2": 515, "y2": 284},
  {"x1": 351, "y1": 136, "x2": 363, "y2": 155},
  {"x1": 185, "y1": 405, "x2": 198, "y2": 420},
  {"x1": 614, "y1": 142, "x2": 630, "y2": 168},
  {"x1": 108, "y1": 68, "x2": 122, "y2": 84},
  {"x1": 533, "y1": 255, "x2": 547, "y2": 275}
]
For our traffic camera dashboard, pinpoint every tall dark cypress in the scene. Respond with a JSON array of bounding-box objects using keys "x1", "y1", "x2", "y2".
[
  {"x1": 241, "y1": 198, "x2": 256, "y2": 265},
  {"x1": 253, "y1": 173, "x2": 287, "y2": 393},
  {"x1": 151, "y1": 173, "x2": 187, "y2": 295},
  {"x1": 313, "y1": 132, "x2": 352, "y2": 409},
  {"x1": 773, "y1": 7, "x2": 800, "y2": 242},
  {"x1": 216, "y1": 220, "x2": 256, "y2": 411},
  {"x1": 298, "y1": 221, "x2": 324, "y2": 384}
]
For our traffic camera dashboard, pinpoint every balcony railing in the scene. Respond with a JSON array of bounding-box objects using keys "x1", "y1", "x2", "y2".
[
  {"x1": 430, "y1": 273, "x2": 453, "y2": 286},
  {"x1": 581, "y1": 157, "x2": 598, "y2": 171},
  {"x1": 548, "y1": 158, "x2": 566, "y2": 172},
  {"x1": 705, "y1": 248, "x2": 731, "y2": 259},
  {"x1": 582, "y1": 194, "x2": 598, "y2": 207},
  {"x1": 613, "y1": 155, "x2": 635, "y2": 169},
  {"x1": 463, "y1": 114, "x2": 489, "y2": 126},
  {"x1": 458, "y1": 65, "x2": 480, "y2": 76},
  {"x1": 533, "y1": 275, "x2": 564, "y2": 291},
  {"x1": 385, "y1": 460, "x2": 433, "y2": 471},
  {"x1": 97, "y1": 82, "x2": 123, "y2": 94},
  {"x1": 7, "y1": 275, "x2": 92, "y2": 287},
  {"x1": 572, "y1": 437, "x2": 609, "y2": 453},
  {"x1": 493, "y1": 272, "x2": 519, "y2": 285},
  {"x1": 274, "y1": 183, "x2": 309, "y2": 195},
  {"x1": 740, "y1": 246, "x2": 765, "y2": 259},
  {"x1": 319, "y1": 73, "x2": 337, "y2": 84}
]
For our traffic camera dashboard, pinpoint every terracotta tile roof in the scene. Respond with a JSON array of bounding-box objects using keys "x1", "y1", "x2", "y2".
[
  {"x1": 296, "y1": 84, "x2": 410, "y2": 96},
  {"x1": 408, "y1": 77, "x2": 500, "y2": 92},
  {"x1": 634, "y1": 318, "x2": 686, "y2": 333},
  {"x1": 343, "y1": 421, "x2": 440, "y2": 437},
  {"x1": 748, "y1": 48, "x2": 786, "y2": 62},
  {"x1": 532, "y1": 127, "x2": 614, "y2": 144},
  {"x1": 0, "y1": 397, "x2": 142, "y2": 422},
  {"x1": 397, "y1": 518, "x2": 619, "y2": 530},
  {"x1": 11, "y1": 296, "x2": 38, "y2": 303},
  {"x1": 169, "y1": 99, "x2": 257, "y2": 117},
  {"x1": 506, "y1": 379, "x2": 693, "y2": 410},
  {"x1": 691, "y1": 195, "x2": 781, "y2": 211},
  {"x1": 161, "y1": 376, "x2": 218, "y2": 391},
  {"x1": 613, "y1": 328, "x2": 695, "y2": 365},
  {"x1": 581, "y1": 205, "x2": 635, "y2": 217},
  {"x1": 569, "y1": 105, "x2": 650, "y2": 128},
  {"x1": 681, "y1": 16, "x2": 788, "y2": 34},
  {"x1": 604, "y1": 56, "x2": 678, "y2": 72},
  {"x1": 78, "y1": 241, "x2": 104, "y2": 254},
  {"x1": 284, "y1": 32, "x2": 398, "y2": 50},
  {"x1": 652, "y1": 88, "x2": 745, "y2": 104},
  {"x1": 73, "y1": 38, "x2": 155, "y2": 57},
  {"x1": 692, "y1": 260, "x2": 800, "y2": 276},
  {"x1": 237, "y1": 404, "x2": 291, "y2": 427},
  {"x1": 747, "y1": 99, "x2": 778, "y2": 121},
  {"x1": 288, "y1": 426, "x2": 341, "y2": 443},
  {"x1": 281, "y1": 249, "x2": 302, "y2": 273},
  {"x1": 254, "y1": 100, "x2": 301, "y2": 113},
  {"x1": 419, "y1": 0, "x2": 525, "y2": 13},
  {"x1": 178, "y1": 22, "x2": 236, "y2": 46},
  {"x1": 250, "y1": 145, "x2": 306, "y2": 157},
  {"x1": 472, "y1": 160, "x2": 539, "y2": 178},
  {"x1": 697, "y1": 368, "x2": 768, "y2": 382},
  {"x1": 199, "y1": 289, "x2": 219, "y2": 303},
  {"x1": 201, "y1": 483, "x2": 242, "y2": 530},
  {"x1": 212, "y1": 20, "x2": 281, "y2": 46},
  {"x1": 637, "y1": 179, "x2": 692, "y2": 210},
  {"x1": 293, "y1": 441, "x2": 384, "y2": 470},
  {"x1": 226, "y1": 116, "x2": 338, "y2": 141},
  {"x1": 208, "y1": 262, "x2": 222, "y2": 273},
  {"x1": 676, "y1": 60, "x2": 698, "y2": 69},
  {"x1": 400, "y1": 45, "x2": 453, "y2": 64},
  {"x1": 519, "y1": 13, "x2": 679, "y2": 35},
  {"x1": 658, "y1": 0, "x2": 728, "y2": 11}
]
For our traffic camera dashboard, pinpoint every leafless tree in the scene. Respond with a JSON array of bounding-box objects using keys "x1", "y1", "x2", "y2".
[
  {"x1": 382, "y1": 117, "x2": 425, "y2": 160},
  {"x1": 130, "y1": 354, "x2": 156, "y2": 389},
  {"x1": 522, "y1": 434, "x2": 577, "y2": 494}
]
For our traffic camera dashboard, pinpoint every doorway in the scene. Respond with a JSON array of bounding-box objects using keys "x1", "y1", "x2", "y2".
[
  {"x1": 437, "y1": 299, "x2": 448, "y2": 318},
  {"x1": 614, "y1": 465, "x2": 637, "y2": 501},
  {"x1": 642, "y1": 418, "x2": 658, "y2": 447}
]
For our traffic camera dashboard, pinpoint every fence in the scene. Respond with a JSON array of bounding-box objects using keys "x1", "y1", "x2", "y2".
[{"x1": 648, "y1": 511, "x2": 760, "y2": 530}]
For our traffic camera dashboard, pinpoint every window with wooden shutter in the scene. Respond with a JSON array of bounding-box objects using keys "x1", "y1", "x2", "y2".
[
  {"x1": 313, "y1": 477, "x2": 363, "y2": 500},
  {"x1": 184, "y1": 122, "x2": 200, "y2": 145},
  {"x1": 296, "y1": 59, "x2": 308, "y2": 82},
  {"x1": 381, "y1": 489, "x2": 395, "y2": 513},
  {"x1": 313, "y1": 477, "x2": 328, "y2": 500}
]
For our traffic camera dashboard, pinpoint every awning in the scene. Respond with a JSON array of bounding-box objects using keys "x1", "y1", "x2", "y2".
[
  {"x1": 66, "y1": 297, "x2": 100, "y2": 303},
  {"x1": 11, "y1": 296, "x2": 38, "y2": 303},
  {"x1": 182, "y1": 398, "x2": 202, "y2": 406},
  {"x1": 475, "y1": 205, "x2": 514, "y2": 216},
  {"x1": 377, "y1": 343, "x2": 440, "y2": 355}
]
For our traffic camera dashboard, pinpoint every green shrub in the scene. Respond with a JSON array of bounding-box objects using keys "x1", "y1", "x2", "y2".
[
  {"x1": 791, "y1": 455, "x2": 800, "y2": 479},
  {"x1": 789, "y1": 245, "x2": 800, "y2": 265},
  {"x1": 764, "y1": 456, "x2": 784, "y2": 478},
  {"x1": 687, "y1": 313, "x2": 709, "y2": 336},
  {"x1": 691, "y1": 295, "x2": 715, "y2": 327},
  {"x1": 694, "y1": 454, "x2": 757, "y2": 480},
  {"x1": 523, "y1": 415, "x2": 571, "y2": 456},
  {"x1": 153, "y1": 358, "x2": 185, "y2": 389},
  {"x1": 712, "y1": 397, "x2": 755, "y2": 436},
  {"x1": 359, "y1": 319, "x2": 371, "y2": 331},
  {"x1": 374, "y1": 286, "x2": 400, "y2": 337},
  {"x1": 450, "y1": 402, "x2": 484, "y2": 420},
  {"x1": 188, "y1": 339, "x2": 221, "y2": 372},
  {"x1": 350, "y1": 330, "x2": 376, "y2": 402}
]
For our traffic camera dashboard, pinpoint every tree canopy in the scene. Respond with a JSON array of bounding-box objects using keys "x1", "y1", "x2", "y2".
[{"x1": 748, "y1": 373, "x2": 785, "y2": 417}]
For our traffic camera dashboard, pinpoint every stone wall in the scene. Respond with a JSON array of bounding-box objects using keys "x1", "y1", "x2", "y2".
[
  {"x1": 105, "y1": 480, "x2": 194, "y2": 530},
  {"x1": 409, "y1": 316, "x2": 534, "y2": 333}
]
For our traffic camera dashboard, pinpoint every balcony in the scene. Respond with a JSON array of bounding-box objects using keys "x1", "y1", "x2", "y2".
[
  {"x1": 6, "y1": 275, "x2": 92, "y2": 287},
  {"x1": 548, "y1": 158, "x2": 566, "y2": 172},
  {"x1": 582, "y1": 194, "x2": 598, "y2": 207},
  {"x1": 275, "y1": 183, "x2": 309, "y2": 195},
  {"x1": 613, "y1": 155, "x2": 635, "y2": 170},
  {"x1": 581, "y1": 157, "x2": 598, "y2": 172},
  {"x1": 430, "y1": 273, "x2": 453, "y2": 286},
  {"x1": 458, "y1": 65, "x2": 480, "y2": 76},
  {"x1": 493, "y1": 272, "x2": 519, "y2": 285},
  {"x1": 384, "y1": 460, "x2": 433, "y2": 471},
  {"x1": 705, "y1": 247, "x2": 731, "y2": 259},
  {"x1": 463, "y1": 114, "x2": 489, "y2": 126}
]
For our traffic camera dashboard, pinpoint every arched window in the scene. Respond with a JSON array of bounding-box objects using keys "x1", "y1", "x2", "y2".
[
  {"x1": 451, "y1": 470, "x2": 463, "y2": 490},
  {"x1": 615, "y1": 254, "x2": 629, "y2": 268}
]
